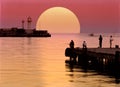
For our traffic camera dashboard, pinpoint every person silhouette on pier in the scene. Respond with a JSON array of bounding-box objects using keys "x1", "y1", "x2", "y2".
[
  {"x1": 83, "y1": 41, "x2": 87, "y2": 48},
  {"x1": 69, "y1": 40, "x2": 74, "y2": 49},
  {"x1": 110, "y1": 35, "x2": 113, "y2": 48},
  {"x1": 99, "y1": 35, "x2": 103, "y2": 48},
  {"x1": 69, "y1": 40, "x2": 77, "y2": 62}
]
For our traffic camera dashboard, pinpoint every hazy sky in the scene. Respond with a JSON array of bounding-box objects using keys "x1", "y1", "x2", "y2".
[{"x1": 0, "y1": 0, "x2": 119, "y2": 33}]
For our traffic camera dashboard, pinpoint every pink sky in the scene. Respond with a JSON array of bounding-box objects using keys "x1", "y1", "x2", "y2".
[{"x1": 0, "y1": 0, "x2": 119, "y2": 33}]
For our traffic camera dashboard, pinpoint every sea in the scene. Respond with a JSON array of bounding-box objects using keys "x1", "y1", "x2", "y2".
[{"x1": 0, "y1": 33, "x2": 120, "y2": 87}]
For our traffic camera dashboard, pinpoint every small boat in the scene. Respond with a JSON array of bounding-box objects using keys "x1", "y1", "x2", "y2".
[{"x1": 89, "y1": 33, "x2": 94, "y2": 36}]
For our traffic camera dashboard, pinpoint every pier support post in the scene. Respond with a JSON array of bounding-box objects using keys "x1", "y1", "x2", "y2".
[
  {"x1": 65, "y1": 48, "x2": 77, "y2": 63},
  {"x1": 115, "y1": 51, "x2": 120, "y2": 65},
  {"x1": 115, "y1": 51, "x2": 120, "y2": 83},
  {"x1": 78, "y1": 48, "x2": 88, "y2": 69}
]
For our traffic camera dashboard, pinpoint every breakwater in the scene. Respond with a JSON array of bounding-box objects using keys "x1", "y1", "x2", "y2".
[{"x1": 0, "y1": 28, "x2": 51, "y2": 37}]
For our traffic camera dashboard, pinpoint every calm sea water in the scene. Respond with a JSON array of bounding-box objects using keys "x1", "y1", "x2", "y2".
[{"x1": 0, "y1": 33, "x2": 120, "y2": 87}]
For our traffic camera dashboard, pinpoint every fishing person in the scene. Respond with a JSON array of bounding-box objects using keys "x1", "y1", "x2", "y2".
[
  {"x1": 110, "y1": 35, "x2": 113, "y2": 48},
  {"x1": 69, "y1": 40, "x2": 74, "y2": 49},
  {"x1": 99, "y1": 35, "x2": 103, "y2": 48},
  {"x1": 83, "y1": 41, "x2": 87, "y2": 48}
]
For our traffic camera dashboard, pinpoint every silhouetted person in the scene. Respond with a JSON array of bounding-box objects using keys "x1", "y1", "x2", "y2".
[
  {"x1": 99, "y1": 35, "x2": 103, "y2": 48},
  {"x1": 69, "y1": 40, "x2": 77, "y2": 62},
  {"x1": 110, "y1": 35, "x2": 113, "y2": 48},
  {"x1": 69, "y1": 40, "x2": 74, "y2": 49},
  {"x1": 82, "y1": 41, "x2": 88, "y2": 71},
  {"x1": 83, "y1": 41, "x2": 87, "y2": 48}
]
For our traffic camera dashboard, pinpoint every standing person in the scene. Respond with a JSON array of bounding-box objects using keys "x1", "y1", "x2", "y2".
[
  {"x1": 83, "y1": 41, "x2": 87, "y2": 48},
  {"x1": 110, "y1": 35, "x2": 113, "y2": 48},
  {"x1": 69, "y1": 40, "x2": 74, "y2": 49},
  {"x1": 99, "y1": 35, "x2": 103, "y2": 48}
]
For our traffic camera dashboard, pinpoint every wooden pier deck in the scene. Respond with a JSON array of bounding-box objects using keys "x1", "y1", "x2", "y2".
[
  {"x1": 65, "y1": 47, "x2": 120, "y2": 62},
  {"x1": 79, "y1": 48, "x2": 120, "y2": 55},
  {"x1": 65, "y1": 47, "x2": 120, "y2": 82},
  {"x1": 65, "y1": 47, "x2": 120, "y2": 83},
  {"x1": 65, "y1": 47, "x2": 120, "y2": 71}
]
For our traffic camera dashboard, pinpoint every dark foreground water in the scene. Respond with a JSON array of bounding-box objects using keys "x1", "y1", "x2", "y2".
[{"x1": 0, "y1": 33, "x2": 120, "y2": 87}]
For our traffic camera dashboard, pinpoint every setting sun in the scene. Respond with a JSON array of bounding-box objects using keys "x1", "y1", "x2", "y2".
[{"x1": 36, "y1": 7, "x2": 80, "y2": 33}]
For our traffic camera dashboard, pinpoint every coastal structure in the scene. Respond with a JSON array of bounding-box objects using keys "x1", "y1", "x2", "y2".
[
  {"x1": 65, "y1": 47, "x2": 120, "y2": 79},
  {"x1": 22, "y1": 20, "x2": 25, "y2": 29},
  {"x1": 0, "y1": 17, "x2": 51, "y2": 37},
  {"x1": 27, "y1": 16, "x2": 32, "y2": 30},
  {"x1": 0, "y1": 28, "x2": 51, "y2": 37}
]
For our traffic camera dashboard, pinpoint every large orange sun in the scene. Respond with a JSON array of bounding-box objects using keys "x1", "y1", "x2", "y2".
[{"x1": 36, "y1": 7, "x2": 80, "y2": 33}]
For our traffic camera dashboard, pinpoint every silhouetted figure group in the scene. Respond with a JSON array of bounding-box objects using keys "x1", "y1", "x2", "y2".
[
  {"x1": 69, "y1": 40, "x2": 87, "y2": 49},
  {"x1": 99, "y1": 35, "x2": 114, "y2": 48},
  {"x1": 69, "y1": 34, "x2": 114, "y2": 51},
  {"x1": 67, "y1": 36, "x2": 119, "y2": 83}
]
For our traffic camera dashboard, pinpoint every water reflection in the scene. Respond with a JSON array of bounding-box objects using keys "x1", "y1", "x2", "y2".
[
  {"x1": 65, "y1": 60, "x2": 120, "y2": 86},
  {"x1": 0, "y1": 38, "x2": 45, "y2": 87},
  {"x1": 0, "y1": 34, "x2": 120, "y2": 87}
]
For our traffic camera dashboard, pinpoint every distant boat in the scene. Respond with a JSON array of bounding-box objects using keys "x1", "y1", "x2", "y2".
[{"x1": 89, "y1": 33, "x2": 94, "y2": 36}]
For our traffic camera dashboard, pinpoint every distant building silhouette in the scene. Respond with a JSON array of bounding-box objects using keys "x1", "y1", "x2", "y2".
[
  {"x1": 0, "y1": 17, "x2": 51, "y2": 37},
  {"x1": 0, "y1": 28, "x2": 51, "y2": 37}
]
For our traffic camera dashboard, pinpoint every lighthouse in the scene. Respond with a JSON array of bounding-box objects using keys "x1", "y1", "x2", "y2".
[
  {"x1": 27, "y1": 16, "x2": 33, "y2": 34},
  {"x1": 22, "y1": 20, "x2": 25, "y2": 29},
  {"x1": 27, "y1": 16, "x2": 32, "y2": 29}
]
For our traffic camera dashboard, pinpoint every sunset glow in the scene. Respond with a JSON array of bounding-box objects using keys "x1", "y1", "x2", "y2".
[
  {"x1": 1, "y1": 0, "x2": 119, "y2": 33},
  {"x1": 0, "y1": 0, "x2": 120, "y2": 87},
  {"x1": 36, "y1": 7, "x2": 80, "y2": 33}
]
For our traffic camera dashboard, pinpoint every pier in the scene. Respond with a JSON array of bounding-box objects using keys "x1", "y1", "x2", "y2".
[{"x1": 65, "y1": 47, "x2": 120, "y2": 81}]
